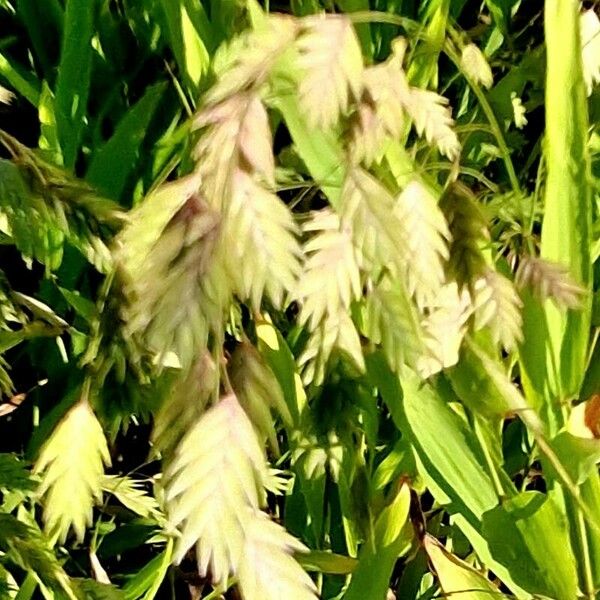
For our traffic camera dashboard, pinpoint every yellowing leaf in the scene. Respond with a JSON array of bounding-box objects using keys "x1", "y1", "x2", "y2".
[{"x1": 425, "y1": 534, "x2": 499, "y2": 599}]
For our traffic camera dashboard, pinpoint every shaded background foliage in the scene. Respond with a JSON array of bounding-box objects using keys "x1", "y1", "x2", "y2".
[{"x1": 0, "y1": 0, "x2": 598, "y2": 599}]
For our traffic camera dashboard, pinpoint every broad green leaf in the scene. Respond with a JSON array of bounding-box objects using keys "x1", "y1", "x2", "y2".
[
  {"x1": 372, "y1": 437, "x2": 418, "y2": 492},
  {"x1": 0, "y1": 514, "x2": 71, "y2": 594},
  {"x1": 0, "y1": 454, "x2": 37, "y2": 492},
  {"x1": 482, "y1": 491, "x2": 579, "y2": 599},
  {"x1": 343, "y1": 485, "x2": 411, "y2": 600},
  {"x1": 581, "y1": 341, "x2": 600, "y2": 401},
  {"x1": 408, "y1": 0, "x2": 450, "y2": 89},
  {"x1": 448, "y1": 339, "x2": 530, "y2": 419},
  {"x1": 372, "y1": 361, "x2": 530, "y2": 595},
  {"x1": 269, "y1": 74, "x2": 344, "y2": 206},
  {"x1": 71, "y1": 579, "x2": 125, "y2": 600},
  {"x1": 393, "y1": 369, "x2": 498, "y2": 520},
  {"x1": 547, "y1": 431, "x2": 600, "y2": 485},
  {"x1": 517, "y1": 290, "x2": 549, "y2": 415},
  {"x1": 15, "y1": 0, "x2": 63, "y2": 77},
  {"x1": 57, "y1": 287, "x2": 97, "y2": 323},
  {"x1": 38, "y1": 82, "x2": 62, "y2": 165},
  {"x1": 297, "y1": 550, "x2": 357, "y2": 575},
  {"x1": 101, "y1": 475, "x2": 163, "y2": 522},
  {"x1": 55, "y1": 0, "x2": 94, "y2": 168},
  {"x1": 484, "y1": 0, "x2": 519, "y2": 35}
]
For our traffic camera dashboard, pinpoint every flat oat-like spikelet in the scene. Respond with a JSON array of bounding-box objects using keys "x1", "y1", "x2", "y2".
[
  {"x1": 194, "y1": 92, "x2": 302, "y2": 310},
  {"x1": 34, "y1": 397, "x2": 110, "y2": 543},
  {"x1": 164, "y1": 394, "x2": 317, "y2": 600},
  {"x1": 116, "y1": 178, "x2": 225, "y2": 368},
  {"x1": 229, "y1": 341, "x2": 292, "y2": 452},
  {"x1": 403, "y1": 88, "x2": 461, "y2": 160},
  {"x1": 393, "y1": 180, "x2": 450, "y2": 307},
  {"x1": 294, "y1": 210, "x2": 364, "y2": 384},
  {"x1": 295, "y1": 15, "x2": 363, "y2": 129},
  {"x1": 515, "y1": 256, "x2": 586, "y2": 309},
  {"x1": 472, "y1": 268, "x2": 523, "y2": 352},
  {"x1": 362, "y1": 276, "x2": 429, "y2": 375}
]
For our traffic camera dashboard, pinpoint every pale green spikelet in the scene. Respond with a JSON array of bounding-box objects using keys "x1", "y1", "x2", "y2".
[
  {"x1": 393, "y1": 180, "x2": 450, "y2": 307},
  {"x1": 152, "y1": 352, "x2": 219, "y2": 458},
  {"x1": 164, "y1": 394, "x2": 316, "y2": 600},
  {"x1": 295, "y1": 15, "x2": 363, "y2": 129},
  {"x1": 472, "y1": 269, "x2": 523, "y2": 352},
  {"x1": 116, "y1": 178, "x2": 226, "y2": 368},
  {"x1": 229, "y1": 341, "x2": 292, "y2": 452},
  {"x1": 460, "y1": 43, "x2": 493, "y2": 89},
  {"x1": 34, "y1": 396, "x2": 110, "y2": 543},
  {"x1": 294, "y1": 210, "x2": 363, "y2": 384}
]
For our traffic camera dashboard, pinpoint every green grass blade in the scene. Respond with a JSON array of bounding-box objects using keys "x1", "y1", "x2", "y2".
[
  {"x1": 158, "y1": 0, "x2": 211, "y2": 98},
  {"x1": 407, "y1": 0, "x2": 450, "y2": 88},
  {"x1": 541, "y1": 0, "x2": 593, "y2": 400},
  {"x1": 38, "y1": 81, "x2": 62, "y2": 165},
  {"x1": 482, "y1": 491, "x2": 579, "y2": 599},
  {"x1": 86, "y1": 82, "x2": 168, "y2": 201},
  {"x1": 336, "y1": 0, "x2": 374, "y2": 60},
  {"x1": 0, "y1": 52, "x2": 40, "y2": 106},
  {"x1": 270, "y1": 90, "x2": 345, "y2": 207},
  {"x1": 122, "y1": 539, "x2": 172, "y2": 600},
  {"x1": 15, "y1": 0, "x2": 63, "y2": 77},
  {"x1": 54, "y1": 0, "x2": 94, "y2": 169},
  {"x1": 343, "y1": 485, "x2": 411, "y2": 600}
]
